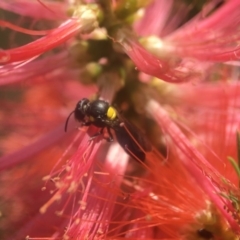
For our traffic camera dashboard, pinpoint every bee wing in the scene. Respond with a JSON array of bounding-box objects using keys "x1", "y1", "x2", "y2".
[
  {"x1": 114, "y1": 119, "x2": 152, "y2": 162},
  {"x1": 121, "y1": 120, "x2": 152, "y2": 152}
]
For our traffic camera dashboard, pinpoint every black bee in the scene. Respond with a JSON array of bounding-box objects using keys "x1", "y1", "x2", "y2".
[{"x1": 65, "y1": 98, "x2": 151, "y2": 162}]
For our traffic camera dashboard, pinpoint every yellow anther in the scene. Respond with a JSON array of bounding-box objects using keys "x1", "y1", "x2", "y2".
[{"x1": 89, "y1": 116, "x2": 95, "y2": 122}]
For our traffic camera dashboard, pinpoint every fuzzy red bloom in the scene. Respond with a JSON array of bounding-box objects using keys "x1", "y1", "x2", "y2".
[{"x1": 1, "y1": 0, "x2": 240, "y2": 240}]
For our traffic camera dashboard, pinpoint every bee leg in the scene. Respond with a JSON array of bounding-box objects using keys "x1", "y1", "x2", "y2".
[
  {"x1": 89, "y1": 128, "x2": 113, "y2": 142},
  {"x1": 89, "y1": 128, "x2": 104, "y2": 141},
  {"x1": 81, "y1": 121, "x2": 91, "y2": 127},
  {"x1": 106, "y1": 127, "x2": 114, "y2": 142}
]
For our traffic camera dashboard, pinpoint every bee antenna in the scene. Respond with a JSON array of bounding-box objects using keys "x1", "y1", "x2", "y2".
[{"x1": 65, "y1": 111, "x2": 75, "y2": 132}]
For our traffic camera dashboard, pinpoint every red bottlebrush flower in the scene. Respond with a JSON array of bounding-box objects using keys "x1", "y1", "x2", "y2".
[{"x1": 1, "y1": 0, "x2": 240, "y2": 240}]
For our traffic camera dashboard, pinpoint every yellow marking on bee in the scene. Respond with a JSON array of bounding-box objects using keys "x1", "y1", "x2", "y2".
[{"x1": 107, "y1": 106, "x2": 117, "y2": 120}]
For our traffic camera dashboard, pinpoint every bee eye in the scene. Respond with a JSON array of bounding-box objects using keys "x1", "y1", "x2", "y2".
[{"x1": 79, "y1": 98, "x2": 90, "y2": 113}]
